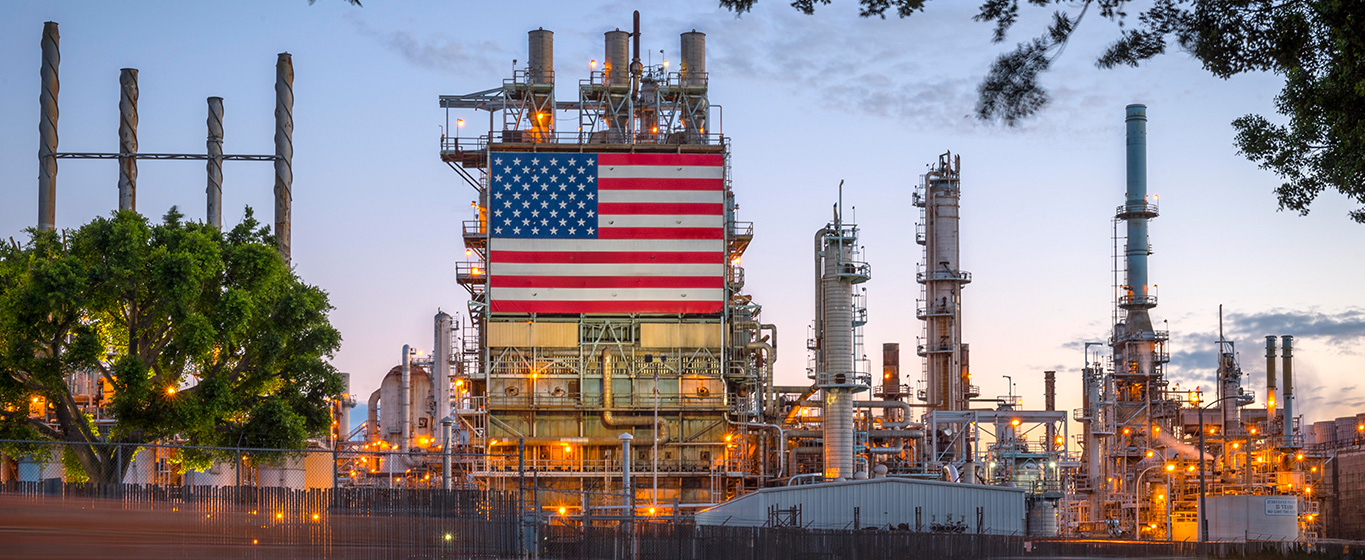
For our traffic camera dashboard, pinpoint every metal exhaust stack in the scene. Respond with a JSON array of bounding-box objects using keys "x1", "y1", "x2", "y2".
[
  {"x1": 527, "y1": 28, "x2": 554, "y2": 138},
  {"x1": 1282, "y1": 335, "x2": 1294, "y2": 447},
  {"x1": 1265, "y1": 336, "x2": 1277, "y2": 421},
  {"x1": 401, "y1": 344, "x2": 412, "y2": 451},
  {"x1": 882, "y1": 343, "x2": 900, "y2": 401},
  {"x1": 274, "y1": 53, "x2": 294, "y2": 263},
  {"x1": 207, "y1": 97, "x2": 224, "y2": 229},
  {"x1": 434, "y1": 311, "x2": 454, "y2": 424},
  {"x1": 38, "y1": 22, "x2": 59, "y2": 232},
  {"x1": 118, "y1": 68, "x2": 138, "y2": 211}
]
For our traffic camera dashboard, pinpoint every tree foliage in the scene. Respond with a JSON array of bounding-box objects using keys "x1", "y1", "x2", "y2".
[
  {"x1": 716, "y1": 0, "x2": 1365, "y2": 221},
  {"x1": 0, "y1": 209, "x2": 342, "y2": 483}
]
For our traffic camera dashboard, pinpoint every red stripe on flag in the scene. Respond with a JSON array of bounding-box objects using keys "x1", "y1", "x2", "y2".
[
  {"x1": 597, "y1": 227, "x2": 724, "y2": 239},
  {"x1": 598, "y1": 203, "x2": 723, "y2": 215},
  {"x1": 491, "y1": 276, "x2": 724, "y2": 289},
  {"x1": 491, "y1": 300, "x2": 724, "y2": 314},
  {"x1": 491, "y1": 251, "x2": 724, "y2": 264},
  {"x1": 596, "y1": 153, "x2": 725, "y2": 166},
  {"x1": 598, "y1": 178, "x2": 723, "y2": 191}
]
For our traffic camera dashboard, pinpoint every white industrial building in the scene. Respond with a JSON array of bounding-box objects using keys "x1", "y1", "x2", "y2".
[{"x1": 694, "y1": 478, "x2": 1025, "y2": 534}]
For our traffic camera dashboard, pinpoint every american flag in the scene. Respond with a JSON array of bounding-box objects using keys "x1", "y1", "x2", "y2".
[{"x1": 486, "y1": 152, "x2": 726, "y2": 314}]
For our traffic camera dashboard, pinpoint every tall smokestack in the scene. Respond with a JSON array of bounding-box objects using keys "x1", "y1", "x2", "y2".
[
  {"x1": 118, "y1": 69, "x2": 138, "y2": 211},
  {"x1": 1045, "y1": 370, "x2": 1057, "y2": 450},
  {"x1": 1282, "y1": 335, "x2": 1294, "y2": 447},
  {"x1": 1265, "y1": 336, "x2": 1277, "y2": 421},
  {"x1": 207, "y1": 97, "x2": 224, "y2": 229},
  {"x1": 274, "y1": 53, "x2": 294, "y2": 263},
  {"x1": 38, "y1": 22, "x2": 59, "y2": 232}
]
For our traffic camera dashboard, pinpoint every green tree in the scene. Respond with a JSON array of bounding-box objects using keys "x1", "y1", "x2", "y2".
[
  {"x1": 0, "y1": 208, "x2": 342, "y2": 483},
  {"x1": 717, "y1": 0, "x2": 1365, "y2": 222}
]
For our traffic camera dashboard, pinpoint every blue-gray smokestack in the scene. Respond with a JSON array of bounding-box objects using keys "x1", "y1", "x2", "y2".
[
  {"x1": 1114, "y1": 104, "x2": 1160, "y2": 379},
  {"x1": 1125, "y1": 104, "x2": 1149, "y2": 309}
]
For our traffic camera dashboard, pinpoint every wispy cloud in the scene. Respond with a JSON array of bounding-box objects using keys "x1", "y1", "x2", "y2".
[
  {"x1": 350, "y1": 19, "x2": 506, "y2": 77},
  {"x1": 1163, "y1": 307, "x2": 1365, "y2": 388}
]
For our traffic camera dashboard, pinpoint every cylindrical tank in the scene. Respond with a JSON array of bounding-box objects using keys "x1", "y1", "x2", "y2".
[
  {"x1": 527, "y1": 28, "x2": 553, "y2": 85},
  {"x1": 680, "y1": 31, "x2": 706, "y2": 88},
  {"x1": 604, "y1": 29, "x2": 630, "y2": 88},
  {"x1": 1026, "y1": 501, "x2": 1059, "y2": 536},
  {"x1": 380, "y1": 363, "x2": 435, "y2": 451},
  {"x1": 1335, "y1": 417, "x2": 1357, "y2": 445},
  {"x1": 1313, "y1": 420, "x2": 1335, "y2": 446}
]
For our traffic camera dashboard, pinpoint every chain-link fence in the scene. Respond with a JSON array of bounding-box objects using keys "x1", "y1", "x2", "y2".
[
  {"x1": 1, "y1": 439, "x2": 1350, "y2": 559},
  {"x1": 0, "y1": 439, "x2": 522, "y2": 559}
]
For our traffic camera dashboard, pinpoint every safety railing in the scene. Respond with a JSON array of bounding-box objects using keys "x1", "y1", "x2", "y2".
[{"x1": 441, "y1": 131, "x2": 727, "y2": 155}]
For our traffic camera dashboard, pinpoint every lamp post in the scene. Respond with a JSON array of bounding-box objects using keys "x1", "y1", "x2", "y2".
[
  {"x1": 1198, "y1": 393, "x2": 1254, "y2": 543},
  {"x1": 1129, "y1": 446, "x2": 1171, "y2": 540}
]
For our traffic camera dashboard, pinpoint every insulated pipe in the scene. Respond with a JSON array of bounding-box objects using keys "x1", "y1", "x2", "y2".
[
  {"x1": 206, "y1": 97, "x2": 224, "y2": 229},
  {"x1": 1265, "y1": 336, "x2": 1278, "y2": 420},
  {"x1": 487, "y1": 427, "x2": 670, "y2": 447},
  {"x1": 118, "y1": 68, "x2": 138, "y2": 211},
  {"x1": 786, "y1": 429, "x2": 923, "y2": 439},
  {"x1": 274, "y1": 53, "x2": 294, "y2": 263},
  {"x1": 38, "y1": 22, "x2": 59, "y2": 232},
  {"x1": 727, "y1": 419, "x2": 786, "y2": 477},
  {"x1": 367, "y1": 389, "x2": 381, "y2": 442},
  {"x1": 600, "y1": 349, "x2": 670, "y2": 445},
  {"x1": 601, "y1": 349, "x2": 651, "y2": 428},
  {"x1": 1282, "y1": 335, "x2": 1294, "y2": 447},
  {"x1": 401, "y1": 344, "x2": 412, "y2": 451},
  {"x1": 854, "y1": 401, "x2": 914, "y2": 429}
]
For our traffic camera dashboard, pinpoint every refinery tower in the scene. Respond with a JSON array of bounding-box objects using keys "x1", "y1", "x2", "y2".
[{"x1": 436, "y1": 16, "x2": 776, "y2": 510}]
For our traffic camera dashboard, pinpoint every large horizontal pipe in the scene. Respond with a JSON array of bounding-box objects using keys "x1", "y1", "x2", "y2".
[
  {"x1": 855, "y1": 400, "x2": 915, "y2": 429},
  {"x1": 488, "y1": 432, "x2": 667, "y2": 447},
  {"x1": 786, "y1": 429, "x2": 923, "y2": 439}
]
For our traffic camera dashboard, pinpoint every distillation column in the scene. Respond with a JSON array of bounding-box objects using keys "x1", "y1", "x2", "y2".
[
  {"x1": 813, "y1": 202, "x2": 870, "y2": 480},
  {"x1": 915, "y1": 153, "x2": 971, "y2": 460}
]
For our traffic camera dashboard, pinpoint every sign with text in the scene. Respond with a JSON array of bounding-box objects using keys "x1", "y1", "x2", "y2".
[{"x1": 1265, "y1": 497, "x2": 1298, "y2": 516}]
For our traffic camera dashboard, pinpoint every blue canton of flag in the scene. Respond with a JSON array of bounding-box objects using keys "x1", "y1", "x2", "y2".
[{"x1": 488, "y1": 153, "x2": 599, "y2": 239}]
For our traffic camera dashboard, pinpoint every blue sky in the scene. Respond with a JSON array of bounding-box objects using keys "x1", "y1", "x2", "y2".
[{"x1": 3, "y1": 1, "x2": 1363, "y2": 426}]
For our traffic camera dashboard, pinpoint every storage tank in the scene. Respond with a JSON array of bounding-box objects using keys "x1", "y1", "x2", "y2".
[
  {"x1": 1336, "y1": 416, "x2": 1357, "y2": 445},
  {"x1": 378, "y1": 364, "x2": 435, "y2": 450},
  {"x1": 1314, "y1": 420, "x2": 1336, "y2": 446}
]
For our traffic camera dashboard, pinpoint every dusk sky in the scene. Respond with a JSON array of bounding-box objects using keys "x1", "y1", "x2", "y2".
[{"x1": 3, "y1": 1, "x2": 1363, "y2": 429}]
